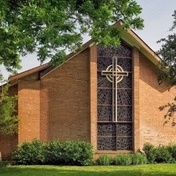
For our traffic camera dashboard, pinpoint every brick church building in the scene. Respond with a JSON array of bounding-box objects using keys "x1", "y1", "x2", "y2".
[{"x1": 1, "y1": 22, "x2": 176, "y2": 159}]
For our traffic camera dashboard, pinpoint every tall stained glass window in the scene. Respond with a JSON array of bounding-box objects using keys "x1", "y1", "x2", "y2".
[{"x1": 97, "y1": 43, "x2": 133, "y2": 150}]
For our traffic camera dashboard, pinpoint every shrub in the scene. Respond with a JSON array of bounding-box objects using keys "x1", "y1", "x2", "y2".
[
  {"x1": 114, "y1": 154, "x2": 132, "y2": 165},
  {"x1": 143, "y1": 143, "x2": 176, "y2": 164},
  {"x1": 155, "y1": 145, "x2": 172, "y2": 163},
  {"x1": 13, "y1": 140, "x2": 93, "y2": 166},
  {"x1": 97, "y1": 153, "x2": 147, "y2": 166},
  {"x1": 44, "y1": 140, "x2": 93, "y2": 166},
  {"x1": 12, "y1": 140, "x2": 45, "y2": 165},
  {"x1": 167, "y1": 144, "x2": 176, "y2": 163},
  {"x1": 96, "y1": 155, "x2": 113, "y2": 165},
  {"x1": 74, "y1": 141, "x2": 93, "y2": 166},
  {"x1": 143, "y1": 143, "x2": 156, "y2": 163},
  {"x1": 44, "y1": 140, "x2": 64, "y2": 165},
  {"x1": 131, "y1": 153, "x2": 147, "y2": 165},
  {"x1": 0, "y1": 161, "x2": 9, "y2": 168}
]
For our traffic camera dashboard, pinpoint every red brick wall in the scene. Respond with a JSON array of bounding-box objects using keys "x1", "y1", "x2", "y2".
[
  {"x1": 41, "y1": 48, "x2": 90, "y2": 142},
  {"x1": 18, "y1": 74, "x2": 41, "y2": 143},
  {"x1": 90, "y1": 45, "x2": 97, "y2": 152},
  {"x1": 139, "y1": 52, "x2": 176, "y2": 149},
  {"x1": 133, "y1": 48, "x2": 140, "y2": 151}
]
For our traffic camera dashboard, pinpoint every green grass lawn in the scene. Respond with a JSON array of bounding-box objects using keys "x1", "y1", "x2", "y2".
[{"x1": 0, "y1": 164, "x2": 176, "y2": 176}]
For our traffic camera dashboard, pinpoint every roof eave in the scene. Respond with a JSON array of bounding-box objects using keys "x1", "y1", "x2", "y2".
[
  {"x1": 8, "y1": 63, "x2": 51, "y2": 84},
  {"x1": 120, "y1": 27, "x2": 160, "y2": 65},
  {"x1": 40, "y1": 39, "x2": 94, "y2": 79}
]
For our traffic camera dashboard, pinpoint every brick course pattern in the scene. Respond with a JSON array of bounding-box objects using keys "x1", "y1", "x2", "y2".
[
  {"x1": 40, "y1": 48, "x2": 90, "y2": 141},
  {"x1": 18, "y1": 77, "x2": 41, "y2": 143},
  {"x1": 139, "y1": 52, "x2": 176, "y2": 148}
]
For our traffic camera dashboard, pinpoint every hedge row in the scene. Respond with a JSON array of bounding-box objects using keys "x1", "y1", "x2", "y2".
[
  {"x1": 12, "y1": 141, "x2": 176, "y2": 166},
  {"x1": 12, "y1": 140, "x2": 93, "y2": 166},
  {"x1": 143, "y1": 142, "x2": 176, "y2": 164},
  {"x1": 97, "y1": 143, "x2": 176, "y2": 165},
  {"x1": 96, "y1": 153, "x2": 147, "y2": 165}
]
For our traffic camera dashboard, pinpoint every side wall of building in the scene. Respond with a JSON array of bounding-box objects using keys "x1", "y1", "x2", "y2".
[
  {"x1": 18, "y1": 74, "x2": 41, "y2": 143},
  {"x1": 40, "y1": 48, "x2": 90, "y2": 142},
  {"x1": 139, "y1": 52, "x2": 176, "y2": 149}
]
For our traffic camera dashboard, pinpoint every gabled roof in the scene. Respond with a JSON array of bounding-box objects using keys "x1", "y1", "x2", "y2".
[
  {"x1": 8, "y1": 63, "x2": 50, "y2": 82},
  {"x1": 117, "y1": 21, "x2": 160, "y2": 65},
  {"x1": 9, "y1": 21, "x2": 161, "y2": 84}
]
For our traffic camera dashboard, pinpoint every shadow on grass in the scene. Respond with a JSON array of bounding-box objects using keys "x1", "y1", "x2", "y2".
[{"x1": 0, "y1": 166, "x2": 175, "y2": 176}]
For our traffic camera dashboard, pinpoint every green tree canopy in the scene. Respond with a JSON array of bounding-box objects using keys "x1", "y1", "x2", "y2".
[
  {"x1": 157, "y1": 11, "x2": 176, "y2": 125},
  {"x1": 157, "y1": 10, "x2": 176, "y2": 86},
  {"x1": 0, "y1": 0, "x2": 143, "y2": 72},
  {"x1": 0, "y1": 82, "x2": 18, "y2": 134}
]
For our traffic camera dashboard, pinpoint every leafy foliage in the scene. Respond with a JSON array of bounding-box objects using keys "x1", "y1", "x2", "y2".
[
  {"x1": 96, "y1": 153, "x2": 147, "y2": 166},
  {"x1": 143, "y1": 143, "x2": 156, "y2": 163},
  {"x1": 0, "y1": 83, "x2": 18, "y2": 134},
  {"x1": 157, "y1": 11, "x2": 176, "y2": 123},
  {"x1": 12, "y1": 141, "x2": 176, "y2": 166},
  {"x1": 157, "y1": 11, "x2": 176, "y2": 86},
  {"x1": 0, "y1": 161, "x2": 9, "y2": 168},
  {"x1": 159, "y1": 97, "x2": 176, "y2": 126},
  {"x1": 12, "y1": 140, "x2": 93, "y2": 166},
  {"x1": 0, "y1": 0, "x2": 143, "y2": 72},
  {"x1": 12, "y1": 140, "x2": 46, "y2": 165},
  {"x1": 114, "y1": 154, "x2": 132, "y2": 165},
  {"x1": 143, "y1": 143, "x2": 176, "y2": 164},
  {"x1": 131, "y1": 153, "x2": 147, "y2": 165},
  {"x1": 154, "y1": 146, "x2": 172, "y2": 163},
  {"x1": 96, "y1": 155, "x2": 113, "y2": 165},
  {"x1": 45, "y1": 140, "x2": 93, "y2": 166},
  {"x1": 167, "y1": 144, "x2": 176, "y2": 162}
]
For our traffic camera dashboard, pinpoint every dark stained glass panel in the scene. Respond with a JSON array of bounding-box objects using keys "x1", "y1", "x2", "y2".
[
  {"x1": 98, "y1": 105, "x2": 112, "y2": 121},
  {"x1": 97, "y1": 72, "x2": 112, "y2": 88},
  {"x1": 97, "y1": 45, "x2": 132, "y2": 58},
  {"x1": 116, "y1": 137, "x2": 132, "y2": 150},
  {"x1": 117, "y1": 89, "x2": 132, "y2": 105},
  {"x1": 97, "y1": 89, "x2": 112, "y2": 105},
  {"x1": 117, "y1": 73, "x2": 132, "y2": 88},
  {"x1": 116, "y1": 124, "x2": 132, "y2": 136},
  {"x1": 98, "y1": 123, "x2": 116, "y2": 136},
  {"x1": 97, "y1": 137, "x2": 116, "y2": 150},
  {"x1": 97, "y1": 43, "x2": 133, "y2": 151},
  {"x1": 117, "y1": 106, "x2": 132, "y2": 121}
]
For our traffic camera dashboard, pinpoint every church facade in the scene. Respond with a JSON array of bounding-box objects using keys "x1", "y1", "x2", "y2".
[{"x1": 1, "y1": 24, "x2": 176, "y2": 159}]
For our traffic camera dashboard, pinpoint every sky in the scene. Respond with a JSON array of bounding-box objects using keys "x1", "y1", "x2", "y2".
[
  {"x1": 1, "y1": 0, "x2": 176, "y2": 79},
  {"x1": 135, "y1": 0, "x2": 176, "y2": 51}
]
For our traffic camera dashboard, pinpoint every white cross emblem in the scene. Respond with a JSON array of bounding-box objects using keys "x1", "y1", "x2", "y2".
[{"x1": 101, "y1": 56, "x2": 129, "y2": 122}]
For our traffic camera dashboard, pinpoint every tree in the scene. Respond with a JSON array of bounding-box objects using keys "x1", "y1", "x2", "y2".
[
  {"x1": 157, "y1": 11, "x2": 176, "y2": 125},
  {"x1": 0, "y1": 81, "x2": 18, "y2": 134},
  {"x1": 157, "y1": 11, "x2": 176, "y2": 86},
  {"x1": 0, "y1": 0, "x2": 143, "y2": 72}
]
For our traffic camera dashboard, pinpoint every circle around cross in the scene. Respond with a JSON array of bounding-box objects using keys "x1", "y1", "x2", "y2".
[{"x1": 103, "y1": 64, "x2": 127, "y2": 83}]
